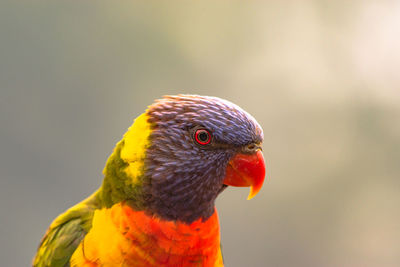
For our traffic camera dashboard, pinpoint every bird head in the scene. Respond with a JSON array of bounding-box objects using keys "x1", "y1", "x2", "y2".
[{"x1": 102, "y1": 95, "x2": 265, "y2": 223}]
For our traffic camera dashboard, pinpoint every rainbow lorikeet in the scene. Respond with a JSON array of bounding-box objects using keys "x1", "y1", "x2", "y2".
[{"x1": 33, "y1": 95, "x2": 266, "y2": 267}]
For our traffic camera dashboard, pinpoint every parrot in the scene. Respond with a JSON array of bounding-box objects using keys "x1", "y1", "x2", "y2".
[{"x1": 33, "y1": 94, "x2": 266, "y2": 267}]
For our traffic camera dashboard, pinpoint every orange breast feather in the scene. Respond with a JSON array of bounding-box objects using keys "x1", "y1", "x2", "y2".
[{"x1": 70, "y1": 203, "x2": 223, "y2": 266}]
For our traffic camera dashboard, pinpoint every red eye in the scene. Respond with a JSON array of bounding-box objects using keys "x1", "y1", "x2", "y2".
[{"x1": 194, "y1": 129, "x2": 211, "y2": 145}]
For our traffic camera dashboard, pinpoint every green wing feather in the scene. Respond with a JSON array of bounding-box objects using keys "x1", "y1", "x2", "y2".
[{"x1": 33, "y1": 192, "x2": 101, "y2": 267}]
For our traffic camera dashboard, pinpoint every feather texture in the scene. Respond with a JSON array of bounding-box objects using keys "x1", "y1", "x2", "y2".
[{"x1": 70, "y1": 203, "x2": 223, "y2": 266}]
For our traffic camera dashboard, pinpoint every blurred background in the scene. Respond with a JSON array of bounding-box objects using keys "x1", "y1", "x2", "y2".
[{"x1": 1, "y1": 1, "x2": 400, "y2": 266}]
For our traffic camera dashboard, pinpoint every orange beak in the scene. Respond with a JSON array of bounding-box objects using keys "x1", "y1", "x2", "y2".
[{"x1": 223, "y1": 150, "x2": 266, "y2": 200}]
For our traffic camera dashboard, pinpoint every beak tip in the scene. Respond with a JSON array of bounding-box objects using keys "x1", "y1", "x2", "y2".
[{"x1": 246, "y1": 185, "x2": 260, "y2": 200}]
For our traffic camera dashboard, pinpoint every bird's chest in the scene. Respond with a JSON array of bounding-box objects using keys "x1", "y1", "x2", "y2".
[{"x1": 70, "y1": 203, "x2": 223, "y2": 267}]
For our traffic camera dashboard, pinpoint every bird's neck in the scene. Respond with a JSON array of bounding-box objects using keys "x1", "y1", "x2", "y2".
[{"x1": 99, "y1": 111, "x2": 229, "y2": 223}]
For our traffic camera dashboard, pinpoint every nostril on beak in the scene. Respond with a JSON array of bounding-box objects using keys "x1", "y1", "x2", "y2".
[
  {"x1": 243, "y1": 143, "x2": 262, "y2": 153},
  {"x1": 248, "y1": 144, "x2": 256, "y2": 150}
]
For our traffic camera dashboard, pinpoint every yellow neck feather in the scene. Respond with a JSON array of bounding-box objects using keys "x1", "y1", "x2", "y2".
[{"x1": 118, "y1": 113, "x2": 152, "y2": 185}]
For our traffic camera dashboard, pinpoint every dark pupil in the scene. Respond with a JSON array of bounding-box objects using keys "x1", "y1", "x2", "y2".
[{"x1": 198, "y1": 131, "x2": 209, "y2": 142}]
